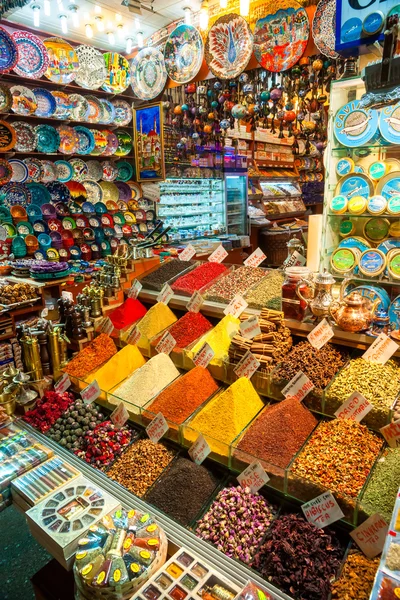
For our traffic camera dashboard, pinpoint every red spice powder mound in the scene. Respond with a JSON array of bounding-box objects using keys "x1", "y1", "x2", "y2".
[
  {"x1": 64, "y1": 333, "x2": 117, "y2": 379},
  {"x1": 172, "y1": 262, "x2": 228, "y2": 295},
  {"x1": 152, "y1": 311, "x2": 213, "y2": 351},
  {"x1": 108, "y1": 298, "x2": 147, "y2": 330},
  {"x1": 144, "y1": 366, "x2": 219, "y2": 424}
]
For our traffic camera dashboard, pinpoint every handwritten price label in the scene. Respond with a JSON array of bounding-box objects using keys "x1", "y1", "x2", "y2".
[
  {"x1": 157, "y1": 283, "x2": 174, "y2": 305},
  {"x1": 155, "y1": 331, "x2": 176, "y2": 355},
  {"x1": 189, "y1": 434, "x2": 211, "y2": 465},
  {"x1": 363, "y1": 333, "x2": 399, "y2": 365},
  {"x1": 350, "y1": 513, "x2": 388, "y2": 558},
  {"x1": 307, "y1": 318, "x2": 334, "y2": 350},
  {"x1": 111, "y1": 402, "x2": 129, "y2": 428},
  {"x1": 237, "y1": 461, "x2": 269, "y2": 493},
  {"x1": 334, "y1": 391, "x2": 373, "y2": 422},
  {"x1": 192, "y1": 342, "x2": 214, "y2": 368},
  {"x1": 186, "y1": 291, "x2": 204, "y2": 313},
  {"x1": 61, "y1": 290, "x2": 74, "y2": 302},
  {"x1": 283, "y1": 250, "x2": 306, "y2": 268},
  {"x1": 208, "y1": 244, "x2": 228, "y2": 263},
  {"x1": 54, "y1": 372, "x2": 71, "y2": 394},
  {"x1": 99, "y1": 317, "x2": 114, "y2": 336},
  {"x1": 234, "y1": 350, "x2": 260, "y2": 379},
  {"x1": 244, "y1": 247, "x2": 267, "y2": 268},
  {"x1": 81, "y1": 380, "x2": 100, "y2": 405},
  {"x1": 179, "y1": 244, "x2": 196, "y2": 261},
  {"x1": 240, "y1": 316, "x2": 261, "y2": 340},
  {"x1": 223, "y1": 294, "x2": 248, "y2": 318},
  {"x1": 302, "y1": 491, "x2": 344, "y2": 529},
  {"x1": 282, "y1": 371, "x2": 314, "y2": 402},
  {"x1": 128, "y1": 279, "x2": 142, "y2": 299},
  {"x1": 126, "y1": 325, "x2": 141, "y2": 346},
  {"x1": 380, "y1": 418, "x2": 400, "y2": 448},
  {"x1": 146, "y1": 412, "x2": 169, "y2": 443}
]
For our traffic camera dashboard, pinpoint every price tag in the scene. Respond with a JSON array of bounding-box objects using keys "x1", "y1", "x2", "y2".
[
  {"x1": 98, "y1": 316, "x2": 114, "y2": 336},
  {"x1": 307, "y1": 318, "x2": 334, "y2": 350},
  {"x1": 301, "y1": 491, "x2": 344, "y2": 529},
  {"x1": 208, "y1": 244, "x2": 228, "y2": 263},
  {"x1": 193, "y1": 342, "x2": 214, "y2": 368},
  {"x1": 380, "y1": 418, "x2": 400, "y2": 448},
  {"x1": 223, "y1": 294, "x2": 248, "y2": 318},
  {"x1": 179, "y1": 244, "x2": 196, "y2": 261},
  {"x1": 282, "y1": 371, "x2": 314, "y2": 402},
  {"x1": 54, "y1": 372, "x2": 71, "y2": 394},
  {"x1": 146, "y1": 412, "x2": 169, "y2": 443},
  {"x1": 283, "y1": 250, "x2": 306, "y2": 268},
  {"x1": 362, "y1": 333, "x2": 399, "y2": 365},
  {"x1": 350, "y1": 513, "x2": 388, "y2": 558},
  {"x1": 110, "y1": 402, "x2": 129, "y2": 429},
  {"x1": 234, "y1": 350, "x2": 260, "y2": 379},
  {"x1": 240, "y1": 316, "x2": 261, "y2": 340},
  {"x1": 127, "y1": 325, "x2": 141, "y2": 346},
  {"x1": 334, "y1": 391, "x2": 373, "y2": 422},
  {"x1": 41, "y1": 307, "x2": 49, "y2": 318},
  {"x1": 237, "y1": 460, "x2": 269, "y2": 493},
  {"x1": 81, "y1": 380, "x2": 100, "y2": 405},
  {"x1": 61, "y1": 290, "x2": 74, "y2": 302},
  {"x1": 186, "y1": 291, "x2": 204, "y2": 313},
  {"x1": 157, "y1": 283, "x2": 174, "y2": 305},
  {"x1": 189, "y1": 434, "x2": 211, "y2": 465},
  {"x1": 128, "y1": 279, "x2": 142, "y2": 299},
  {"x1": 244, "y1": 247, "x2": 267, "y2": 268},
  {"x1": 155, "y1": 331, "x2": 176, "y2": 355}
]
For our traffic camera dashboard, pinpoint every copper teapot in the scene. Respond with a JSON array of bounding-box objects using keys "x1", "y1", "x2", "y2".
[{"x1": 329, "y1": 278, "x2": 379, "y2": 332}]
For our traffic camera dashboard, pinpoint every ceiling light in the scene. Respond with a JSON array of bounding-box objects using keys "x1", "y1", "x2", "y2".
[
  {"x1": 239, "y1": 0, "x2": 249, "y2": 16},
  {"x1": 220, "y1": 0, "x2": 227, "y2": 7},
  {"x1": 108, "y1": 31, "x2": 115, "y2": 45},
  {"x1": 199, "y1": 0, "x2": 209, "y2": 30},
  {"x1": 126, "y1": 37, "x2": 133, "y2": 53},
  {"x1": 69, "y1": 5, "x2": 79, "y2": 27},
  {"x1": 183, "y1": 7, "x2": 191, "y2": 25},
  {"x1": 117, "y1": 23, "x2": 124, "y2": 39},
  {"x1": 32, "y1": 4, "x2": 40, "y2": 27},
  {"x1": 85, "y1": 23, "x2": 93, "y2": 38},
  {"x1": 57, "y1": 0, "x2": 65, "y2": 13},
  {"x1": 115, "y1": 13, "x2": 122, "y2": 22},
  {"x1": 44, "y1": 0, "x2": 51, "y2": 16},
  {"x1": 95, "y1": 15, "x2": 104, "y2": 31},
  {"x1": 60, "y1": 13, "x2": 68, "y2": 33},
  {"x1": 137, "y1": 30, "x2": 144, "y2": 48},
  {"x1": 134, "y1": 18, "x2": 140, "y2": 30},
  {"x1": 94, "y1": 4, "x2": 101, "y2": 14}
]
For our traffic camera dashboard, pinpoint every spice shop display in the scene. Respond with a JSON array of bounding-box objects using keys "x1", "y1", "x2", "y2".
[
  {"x1": 0, "y1": 280, "x2": 39, "y2": 307},
  {"x1": 75, "y1": 421, "x2": 137, "y2": 471},
  {"x1": 171, "y1": 262, "x2": 229, "y2": 296},
  {"x1": 64, "y1": 334, "x2": 117, "y2": 380},
  {"x1": 108, "y1": 298, "x2": 147, "y2": 332},
  {"x1": 23, "y1": 390, "x2": 75, "y2": 433},
  {"x1": 331, "y1": 551, "x2": 379, "y2": 600},
  {"x1": 358, "y1": 448, "x2": 400, "y2": 523},
  {"x1": 204, "y1": 267, "x2": 266, "y2": 304},
  {"x1": 139, "y1": 260, "x2": 196, "y2": 292},
  {"x1": 244, "y1": 270, "x2": 284, "y2": 311},
  {"x1": 187, "y1": 314, "x2": 240, "y2": 373},
  {"x1": 84, "y1": 344, "x2": 146, "y2": 394},
  {"x1": 150, "y1": 312, "x2": 213, "y2": 363},
  {"x1": 135, "y1": 303, "x2": 178, "y2": 354}
]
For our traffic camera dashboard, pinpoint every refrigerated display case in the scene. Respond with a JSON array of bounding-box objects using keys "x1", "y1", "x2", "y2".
[{"x1": 225, "y1": 173, "x2": 248, "y2": 235}]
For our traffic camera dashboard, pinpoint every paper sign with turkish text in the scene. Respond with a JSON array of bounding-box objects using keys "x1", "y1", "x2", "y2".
[
  {"x1": 54, "y1": 372, "x2": 71, "y2": 394},
  {"x1": 189, "y1": 434, "x2": 211, "y2": 465},
  {"x1": 283, "y1": 250, "x2": 306, "y2": 269},
  {"x1": 81, "y1": 380, "x2": 100, "y2": 405},
  {"x1": 334, "y1": 391, "x2": 373, "y2": 422},
  {"x1": 157, "y1": 283, "x2": 174, "y2": 305},
  {"x1": 380, "y1": 419, "x2": 400, "y2": 448},
  {"x1": 234, "y1": 350, "x2": 260, "y2": 379},
  {"x1": 146, "y1": 412, "x2": 169, "y2": 443},
  {"x1": 192, "y1": 342, "x2": 214, "y2": 368},
  {"x1": 61, "y1": 290, "x2": 73, "y2": 302},
  {"x1": 128, "y1": 280, "x2": 143, "y2": 299},
  {"x1": 179, "y1": 244, "x2": 196, "y2": 261},
  {"x1": 363, "y1": 333, "x2": 399, "y2": 365},
  {"x1": 307, "y1": 318, "x2": 334, "y2": 350},
  {"x1": 237, "y1": 461, "x2": 269, "y2": 493},
  {"x1": 223, "y1": 294, "x2": 248, "y2": 318},
  {"x1": 127, "y1": 325, "x2": 141, "y2": 346},
  {"x1": 100, "y1": 317, "x2": 114, "y2": 336},
  {"x1": 302, "y1": 491, "x2": 344, "y2": 528},
  {"x1": 282, "y1": 371, "x2": 314, "y2": 402},
  {"x1": 110, "y1": 402, "x2": 129, "y2": 428},
  {"x1": 208, "y1": 244, "x2": 228, "y2": 263},
  {"x1": 155, "y1": 331, "x2": 176, "y2": 355},
  {"x1": 244, "y1": 247, "x2": 267, "y2": 268},
  {"x1": 240, "y1": 316, "x2": 262, "y2": 340},
  {"x1": 350, "y1": 513, "x2": 388, "y2": 558},
  {"x1": 186, "y1": 291, "x2": 204, "y2": 313}
]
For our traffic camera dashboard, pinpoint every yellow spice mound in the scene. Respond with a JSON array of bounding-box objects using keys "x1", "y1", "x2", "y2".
[
  {"x1": 86, "y1": 344, "x2": 146, "y2": 391},
  {"x1": 189, "y1": 314, "x2": 240, "y2": 367},
  {"x1": 137, "y1": 302, "x2": 177, "y2": 344}
]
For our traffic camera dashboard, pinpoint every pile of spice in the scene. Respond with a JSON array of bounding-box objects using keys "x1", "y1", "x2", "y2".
[
  {"x1": 196, "y1": 485, "x2": 276, "y2": 564},
  {"x1": 85, "y1": 344, "x2": 146, "y2": 391},
  {"x1": 108, "y1": 297, "x2": 147, "y2": 330},
  {"x1": 172, "y1": 261, "x2": 228, "y2": 295},
  {"x1": 204, "y1": 266, "x2": 266, "y2": 303},
  {"x1": 64, "y1": 334, "x2": 117, "y2": 379},
  {"x1": 140, "y1": 259, "x2": 195, "y2": 291},
  {"x1": 74, "y1": 421, "x2": 136, "y2": 470},
  {"x1": 360, "y1": 448, "x2": 400, "y2": 522},
  {"x1": 244, "y1": 269, "x2": 284, "y2": 310},
  {"x1": 188, "y1": 314, "x2": 240, "y2": 367},
  {"x1": 136, "y1": 302, "x2": 177, "y2": 345},
  {"x1": 386, "y1": 543, "x2": 400, "y2": 571},
  {"x1": 109, "y1": 353, "x2": 179, "y2": 414},
  {"x1": 45, "y1": 397, "x2": 105, "y2": 451},
  {"x1": 325, "y1": 357, "x2": 400, "y2": 429},
  {"x1": 331, "y1": 551, "x2": 379, "y2": 600},
  {"x1": 252, "y1": 514, "x2": 343, "y2": 600},
  {"x1": 185, "y1": 377, "x2": 264, "y2": 455},
  {"x1": 107, "y1": 438, "x2": 175, "y2": 497},
  {"x1": 23, "y1": 390, "x2": 75, "y2": 433},
  {"x1": 291, "y1": 419, "x2": 382, "y2": 502},
  {"x1": 144, "y1": 366, "x2": 219, "y2": 425},
  {"x1": 151, "y1": 312, "x2": 213, "y2": 354},
  {"x1": 145, "y1": 457, "x2": 219, "y2": 526}
]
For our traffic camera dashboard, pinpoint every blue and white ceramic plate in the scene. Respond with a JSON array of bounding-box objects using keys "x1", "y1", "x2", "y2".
[
  {"x1": 99, "y1": 99, "x2": 115, "y2": 124},
  {"x1": 131, "y1": 47, "x2": 167, "y2": 100},
  {"x1": 112, "y1": 100, "x2": 132, "y2": 127},
  {"x1": 164, "y1": 24, "x2": 203, "y2": 84},
  {"x1": 55, "y1": 160, "x2": 74, "y2": 183},
  {"x1": 12, "y1": 31, "x2": 49, "y2": 79},
  {"x1": 33, "y1": 88, "x2": 57, "y2": 118},
  {"x1": 1, "y1": 182, "x2": 32, "y2": 206},
  {"x1": 9, "y1": 159, "x2": 29, "y2": 183},
  {"x1": 74, "y1": 126, "x2": 96, "y2": 155},
  {"x1": 46, "y1": 181, "x2": 71, "y2": 203},
  {"x1": 75, "y1": 45, "x2": 107, "y2": 90},
  {"x1": 0, "y1": 27, "x2": 18, "y2": 74}
]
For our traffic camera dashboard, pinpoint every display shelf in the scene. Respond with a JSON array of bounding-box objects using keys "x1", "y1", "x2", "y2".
[
  {"x1": 2, "y1": 112, "x2": 124, "y2": 130},
  {"x1": 0, "y1": 150, "x2": 134, "y2": 159},
  {"x1": 327, "y1": 212, "x2": 400, "y2": 218},
  {"x1": 159, "y1": 211, "x2": 219, "y2": 218}
]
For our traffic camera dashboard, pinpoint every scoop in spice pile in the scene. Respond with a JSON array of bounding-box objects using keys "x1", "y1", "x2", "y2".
[
  {"x1": 331, "y1": 550, "x2": 379, "y2": 600},
  {"x1": 63, "y1": 334, "x2": 117, "y2": 379}
]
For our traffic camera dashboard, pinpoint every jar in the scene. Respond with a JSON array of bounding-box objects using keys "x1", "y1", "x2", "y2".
[{"x1": 282, "y1": 266, "x2": 311, "y2": 321}]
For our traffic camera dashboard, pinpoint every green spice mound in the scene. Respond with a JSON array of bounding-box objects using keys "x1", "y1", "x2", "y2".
[{"x1": 360, "y1": 448, "x2": 400, "y2": 522}]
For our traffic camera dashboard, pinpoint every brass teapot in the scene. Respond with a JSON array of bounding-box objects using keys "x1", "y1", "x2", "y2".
[
  {"x1": 296, "y1": 271, "x2": 336, "y2": 319},
  {"x1": 329, "y1": 278, "x2": 380, "y2": 332}
]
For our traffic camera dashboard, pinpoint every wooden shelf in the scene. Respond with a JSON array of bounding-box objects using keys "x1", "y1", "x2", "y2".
[{"x1": 3, "y1": 112, "x2": 127, "y2": 130}]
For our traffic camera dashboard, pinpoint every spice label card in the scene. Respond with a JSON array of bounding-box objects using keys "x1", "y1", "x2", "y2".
[
  {"x1": 240, "y1": 316, "x2": 262, "y2": 340},
  {"x1": 81, "y1": 380, "x2": 100, "y2": 405},
  {"x1": 307, "y1": 319, "x2": 334, "y2": 350},
  {"x1": 156, "y1": 331, "x2": 176, "y2": 355},
  {"x1": 54, "y1": 373, "x2": 71, "y2": 395},
  {"x1": 208, "y1": 244, "x2": 228, "y2": 263},
  {"x1": 189, "y1": 434, "x2": 211, "y2": 465},
  {"x1": 380, "y1": 419, "x2": 400, "y2": 448},
  {"x1": 350, "y1": 513, "x2": 388, "y2": 558},
  {"x1": 363, "y1": 333, "x2": 399, "y2": 365},
  {"x1": 334, "y1": 391, "x2": 373, "y2": 422},
  {"x1": 244, "y1": 247, "x2": 267, "y2": 268},
  {"x1": 128, "y1": 279, "x2": 143, "y2": 299},
  {"x1": 61, "y1": 290, "x2": 74, "y2": 302},
  {"x1": 98, "y1": 317, "x2": 114, "y2": 336},
  {"x1": 223, "y1": 294, "x2": 248, "y2": 318},
  {"x1": 234, "y1": 350, "x2": 260, "y2": 380},
  {"x1": 111, "y1": 402, "x2": 129, "y2": 428},
  {"x1": 127, "y1": 325, "x2": 141, "y2": 346},
  {"x1": 179, "y1": 244, "x2": 196, "y2": 261},
  {"x1": 237, "y1": 460, "x2": 269, "y2": 493},
  {"x1": 282, "y1": 371, "x2": 314, "y2": 402},
  {"x1": 146, "y1": 412, "x2": 169, "y2": 443},
  {"x1": 187, "y1": 291, "x2": 204, "y2": 313},
  {"x1": 302, "y1": 491, "x2": 344, "y2": 528},
  {"x1": 283, "y1": 250, "x2": 306, "y2": 268},
  {"x1": 193, "y1": 342, "x2": 214, "y2": 368},
  {"x1": 157, "y1": 283, "x2": 174, "y2": 306}
]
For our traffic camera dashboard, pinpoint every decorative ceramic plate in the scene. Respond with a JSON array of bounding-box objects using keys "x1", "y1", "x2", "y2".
[
  {"x1": 82, "y1": 179, "x2": 103, "y2": 203},
  {"x1": 75, "y1": 45, "x2": 107, "y2": 90},
  {"x1": 86, "y1": 95, "x2": 104, "y2": 123},
  {"x1": 128, "y1": 182, "x2": 142, "y2": 199},
  {"x1": 27, "y1": 182, "x2": 51, "y2": 206},
  {"x1": 312, "y1": 0, "x2": 339, "y2": 59},
  {"x1": 164, "y1": 24, "x2": 203, "y2": 84},
  {"x1": 57, "y1": 125, "x2": 79, "y2": 154},
  {"x1": 35, "y1": 125, "x2": 60, "y2": 153},
  {"x1": 46, "y1": 181, "x2": 71, "y2": 203},
  {"x1": 253, "y1": 0, "x2": 308, "y2": 72},
  {"x1": 102, "y1": 53, "x2": 131, "y2": 94},
  {"x1": 69, "y1": 94, "x2": 90, "y2": 121},
  {"x1": 33, "y1": 88, "x2": 57, "y2": 118},
  {"x1": 90, "y1": 130, "x2": 108, "y2": 156},
  {"x1": 52, "y1": 91, "x2": 71, "y2": 119},
  {"x1": 0, "y1": 121, "x2": 16, "y2": 151},
  {"x1": 12, "y1": 31, "x2": 49, "y2": 79},
  {"x1": 0, "y1": 27, "x2": 18, "y2": 74},
  {"x1": 334, "y1": 100, "x2": 379, "y2": 147},
  {"x1": 9, "y1": 158, "x2": 28, "y2": 183},
  {"x1": 86, "y1": 160, "x2": 103, "y2": 181},
  {"x1": 0, "y1": 84, "x2": 12, "y2": 113},
  {"x1": 55, "y1": 160, "x2": 74, "y2": 183},
  {"x1": 24, "y1": 158, "x2": 43, "y2": 182},
  {"x1": 112, "y1": 100, "x2": 133, "y2": 127},
  {"x1": 101, "y1": 160, "x2": 118, "y2": 181},
  {"x1": 115, "y1": 130, "x2": 132, "y2": 156},
  {"x1": 40, "y1": 160, "x2": 57, "y2": 182},
  {"x1": 100, "y1": 181, "x2": 119, "y2": 202},
  {"x1": 1, "y1": 182, "x2": 32, "y2": 206},
  {"x1": 376, "y1": 172, "x2": 400, "y2": 199},
  {"x1": 12, "y1": 121, "x2": 37, "y2": 152},
  {"x1": 74, "y1": 126, "x2": 96, "y2": 155},
  {"x1": 99, "y1": 99, "x2": 115, "y2": 125},
  {"x1": 10, "y1": 85, "x2": 37, "y2": 115},
  {"x1": 131, "y1": 47, "x2": 167, "y2": 100},
  {"x1": 116, "y1": 161, "x2": 134, "y2": 182},
  {"x1": 115, "y1": 181, "x2": 132, "y2": 202},
  {"x1": 66, "y1": 181, "x2": 87, "y2": 203},
  {"x1": 43, "y1": 37, "x2": 79, "y2": 84},
  {"x1": 206, "y1": 15, "x2": 253, "y2": 79},
  {"x1": 69, "y1": 158, "x2": 88, "y2": 181},
  {"x1": 102, "y1": 130, "x2": 119, "y2": 156},
  {"x1": 0, "y1": 159, "x2": 12, "y2": 185}
]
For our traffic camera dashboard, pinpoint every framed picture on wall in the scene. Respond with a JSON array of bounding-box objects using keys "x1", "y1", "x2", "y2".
[{"x1": 133, "y1": 102, "x2": 165, "y2": 182}]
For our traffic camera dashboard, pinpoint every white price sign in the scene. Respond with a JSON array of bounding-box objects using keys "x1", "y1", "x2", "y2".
[
  {"x1": 189, "y1": 434, "x2": 211, "y2": 465},
  {"x1": 244, "y1": 247, "x2": 267, "y2": 268},
  {"x1": 237, "y1": 461, "x2": 269, "y2": 493},
  {"x1": 380, "y1": 419, "x2": 400, "y2": 448},
  {"x1": 307, "y1": 318, "x2": 334, "y2": 350},
  {"x1": 128, "y1": 280, "x2": 142, "y2": 299},
  {"x1": 223, "y1": 294, "x2": 248, "y2": 318},
  {"x1": 99, "y1": 316, "x2": 114, "y2": 336},
  {"x1": 186, "y1": 291, "x2": 204, "y2": 313},
  {"x1": 179, "y1": 244, "x2": 196, "y2": 261},
  {"x1": 350, "y1": 513, "x2": 388, "y2": 558},
  {"x1": 282, "y1": 371, "x2": 314, "y2": 402},
  {"x1": 283, "y1": 250, "x2": 306, "y2": 268},
  {"x1": 146, "y1": 412, "x2": 169, "y2": 443},
  {"x1": 363, "y1": 333, "x2": 399, "y2": 365},
  {"x1": 81, "y1": 380, "x2": 100, "y2": 405},
  {"x1": 234, "y1": 350, "x2": 260, "y2": 379},
  {"x1": 334, "y1": 391, "x2": 373, "y2": 422},
  {"x1": 126, "y1": 325, "x2": 141, "y2": 346},
  {"x1": 155, "y1": 331, "x2": 176, "y2": 355},
  {"x1": 61, "y1": 290, "x2": 74, "y2": 302},
  {"x1": 240, "y1": 316, "x2": 261, "y2": 340},
  {"x1": 208, "y1": 244, "x2": 228, "y2": 263},
  {"x1": 111, "y1": 402, "x2": 129, "y2": 428},
  {"x1": 54, "y1": 372, "x2": 71, "y2": 394},
  {"x1": 192, "y1": 342, "x2": 214, "y2": 368},
  {"x1": 157, "y1": 283, "x2": 174, "y2": 305},
  {"x1": 302, "y1": 491, "x2": 344, "y2": 528}
]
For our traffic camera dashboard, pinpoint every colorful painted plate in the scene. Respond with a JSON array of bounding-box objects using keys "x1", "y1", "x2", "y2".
[
  {"x1": 9, "y1": 159, "x2": 28, "y2": 183},
  {"x1": 0, "y1": 84, "x2": 12, "y2": 113},
  {"x1": 335, "y1": 173, "x2": 374, "y2": 198},
  {"x1": 116, "y1": 161, "x2": 134, "y2": 182},
  {"x1": 74, "y1": 126, "x2": 96, "y2": 155},
  {"x1": 75, "y1": 45, "x2": 107, "y2": 90},
  {"x1": 164, "y1": 24, "x2": 203, "y2": 84},
  {"x1": 0, "y1": 159, "x2": 12, "y2": 185},
  {"x1": 12, "y1": 121, "x2": 37, "y2": 152},
  {"x1": 102, "y1": 53, "x2": 131, "y2": 94},
  {"x1": 55, "y1": 160, "x2": 74, "y2": 183},
  {"x1": 68, "y1": 94, "x2": 90, "y2": 121},
  {"x1": 10, "y1": 85, "x2": 37, "y2": 115},
  {"x1": 100, "y1": 181, "x2": 119, "y2": 202},
  {"x1": 24, "y1": 158, "x2": 43, "y2": 182},
  {"x1": 0, "y1": 121, "x2": 15, "y2": 151},
  {"x1": 12, "y1": 31, "x2": 49, "y2": 79},
  {"x1": 99, "y1": 99, "x2": 115, "y2": 124},
  {"x1": 115, "y1": 130, "x2": 133, "y2": 156},
  {"x1": 102, "y1": 130, "x2": 119, "y2": 156},
  {"x1": 115, "y1": 181, "x2": 132, "y2": 202},
  {"x1": 334, "y1": 100, "x2": 379, "y2": 147},
  {"x1": 86, "y1": 95, "x2": 104, "y2": 123},
  {"x1": 40, "y1": 160, "x2": 57, "y2": 183},
  {"x1": 253, "y1": 1, "x2": 308, "y2": 72},
  {"x1": 101, "y1": 160, "x2": 118, "y2": 181},
  {"x1": 131, "y1": 47, "x2": 167, "y2": 100},
  {"x1": 35, "y1": 125, "x2": 60, "y2": 153},
  {"x1": 90, "y1": 130, "x2": 108, "y2": 156},
  {"x1": 376, "y1": 172, "x2": 400, "y2": 199},
  {"x1": 0, "y1": 27, "x2": 18, "y2": 74},
  {"x1": 27, "y1": 182, "x2": 51, "y2": 206},
  {"x1": 69, "y1": 158, "x2": 88, "y2": 181},
  {"x1": 112, "y1": 100, "x2": 133, "y2": 127},
  {"x1": 46, "y1": 181, "x2": 71, "y2": 203},
  {"x1": 86, "y1": 160, "x2": 103, "y2": 181},
  {"x1": 57, "y1": 125, "x2": 79, "y2": 154},
  {"x1": 128, "y1": 183, "x2": 141, "y2": 200},
  {"x1": 206, "y1": 15, "x2": 253, "y2": 79},
  {"x1": 66, "y1": 181, "x2": 87, "y2": 203},
  {"x1": 43, "y1": 37, "x2": 79, "y2": 84},
  {"x1": 82, "y1": 179, "x2": 103, "y2": 203},
  {"x1": 33, "y1": 88, "x2": 57, "y2": 118},
  {"x1": 52, "y1": 91, "x2": 71, "y2": 119},
  {"x1": 0, "y1": 182, "x2": 31, "y2": 206},
  {"x1": 312, "y1": 0, "x2": 339, "y2": 59}
]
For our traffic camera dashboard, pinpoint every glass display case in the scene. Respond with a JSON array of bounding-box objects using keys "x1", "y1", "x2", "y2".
[{"x1": 225, "y1": 173, "x2": 248, "y2": 235}]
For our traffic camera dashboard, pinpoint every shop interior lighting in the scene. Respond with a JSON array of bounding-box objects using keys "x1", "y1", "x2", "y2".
[
  {"x1": 57, "y1": 0, "x2": 65, "y2": 13},
  {"x1": 85, "y1": 22, "x2": 93, "y2": 37},
  {"x1": 183, "y1": 7, "x2": 191, "y2": 24},
  {"x1": 117, "y1": 23, "x2": 124, "y2": 38},
  {"x1": 94, "y1": 4, "x2": 101, "y2": 13},
  {"x1": 32, "y1": 4, "x2": 40, "y2": 27},
  {"x1": 134, "y1": 17, "x2": 140, "y2": 30},
  {"x1": 60, "y1": 13, "x2": 68, "y2": 33},
  {"x1": 239, "y1": 0, "x2": 249, "y2": 16},
  {"x1": 220, "y1": 0, "x2": 228, "y2": 8},
  {"x1": 126, "y1": 36, "x2": 133, "y2": 53},
  {"x1": 43, "y1": 0, "x2": 51, "y2": 16},
  {"x1": 107, "y1": 30, "x2": 115, "y2": 45},
  {"x1": 115, "y1": 13, "x2": 122, "y2": 22},
  {"x1": 95, "y1": 15, "x2": 104, "y2": 30},
  {"x1": 199, "y1": 0, "x2": 209, "y2": 30},
  {"x1": 137, "y1": 30, "x2": 144, "y2": 48},
  {"x1": 69, "y1": 5, "x2": 79, "y2": 27}
]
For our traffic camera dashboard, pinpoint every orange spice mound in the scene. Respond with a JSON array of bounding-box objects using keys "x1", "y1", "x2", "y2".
[{"x1": 64, "y1": 334, "x2": 117, "y2": 379}]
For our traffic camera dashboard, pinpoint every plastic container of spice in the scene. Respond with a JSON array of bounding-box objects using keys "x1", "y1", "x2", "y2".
[
  {"x1": 363, "y1": 217, "x2": 390, "y2": 243},
  {"x1": 359, "y1": 249, "x2": 386, "y2": 277}
]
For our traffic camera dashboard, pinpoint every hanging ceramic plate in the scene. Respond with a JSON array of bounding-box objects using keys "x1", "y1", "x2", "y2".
[
  {"x1": 206, "y1": 15, "x2": 253, "y2": 79},
  {"x1": 35, "y1": 125, "x2": 60, "y2": 153},
  {"x1": 99, "y1": 99, "x2": 115, "y2": 125},
  {"x1": 75, "y1": 44, "x2": 107, "y2": 90},
  {"x1": 69, "y1": 158, "x2": 88, "y2": 181},
  {"x1": 128, "y1": 182, "x2": 141, "y2": 200},
  {"x1": 9, "y1": 159, "x2": 28, "y2": 183},
  {"x1": 52, "y1": 91, "x2": 72, "y2": 119},
  {"x1": 46, "y1": 181, "x2": 71, "y2": 203},
  {"x1": 10, "y1": 85, "x2": 37, "y2": 115},
  {"x1": 86, "y1": 160, "x2": 103, "y2": 181},
  {"x1": 24, "y1": 158, "x2": 43, "y2": 182},
  {"x1": 131, "y1": 47, "x2": 167, "y2": 101},
  {"x1": 312, "y1": 0, "x2": 339, "y2": 59},
  {"x1": 101, "y1": 160, "x2": 118, "y2": 182},
  {"x1": 253, "y1": 0, "x2": 309, "y2": 72},
  {"x1": 0, "y1": 27, "x2": 18, "y2": 74},
  {"x1": 12, "y1": 31, "x2": 49, "y2": 79},
  {"x1": 68, "y1": 94, "x2": 90, "y2": 121},
  {"x1": 164, "y1": 24, "x2": 203, "y2": 84},
  {"x1": 57, "y1": 125, "x2": 79, "y2": 154},
  {"x1": 55, "y1": 159, "x2": 74, "y2": 183},
  {"x1": 116, "y1": 161, "x2": 134, "y2": 182},
  {"x1": 115, "y1": 130, "x2": 132, "y2": 156},
  {"x1": 102, "y1": 53, "x2": 131, "y2": 94},
  {"x1": 66, "y1": 181, "x2": 87, "y2": 203},
  {"x1": 0, "y1": 159, "x2": 12, "y2": 185},
  {"x1": 115, "y1": 181, "x2": 132, "y2": 202},
  {"x1": 43, "y1": 37, "x2": 79, "y2": 84},
  {"x1": 1, "y1": 182, "x2": 31, "y2": 206},
  {"x1": 12, "y1": 121, "x2": 37, "y2": 152},
  {"x1": 0, "y1": 85, "x2": 12, "y2": 113},
  {"x1": 112, "y1": 100, "x2": 132, "y2": 127},
  {"x1": 100, "y1": 181, "x2": 119, "y2": 202},
  {"x1": 102, "y1": 130, "x2": 119, "y2": 156},
  {"x1": 82, "y1": 179, "x2": 103, "y2": 203},
  {"x1": 27, "y1": 182, "x2": 51, "y2": 206},
  {"x1": 40, "y1": 160, "x2": 57, "y2": 183},
  {"x1": 90, "y1": 130, "x2": 108, "y2": 156},
  {"x1": 0, "y1": 121, "x2": 16, "y2": 151},
  {"x1": 86, "y1": 95, "x2": 104, "y2": 123},
  {"x1": 33, "y1": 88, "x2": 57, "y2": 118},
  {"x1": 74, "y1": 126, "x2": 96, "y2": 155}
]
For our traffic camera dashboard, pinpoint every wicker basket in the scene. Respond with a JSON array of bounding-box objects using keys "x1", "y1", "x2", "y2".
[{"x1": 259, "y1": 227, "x2": 305, "y2": 267}]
